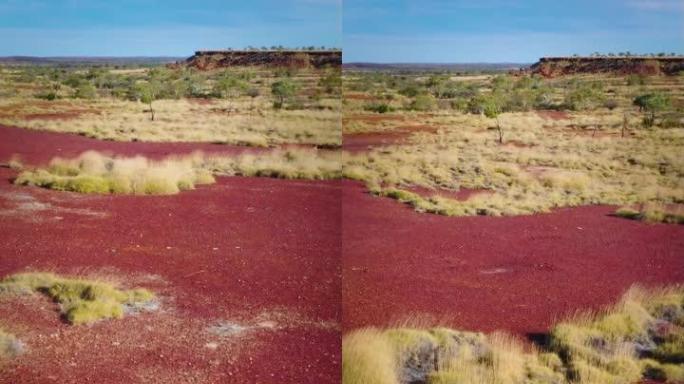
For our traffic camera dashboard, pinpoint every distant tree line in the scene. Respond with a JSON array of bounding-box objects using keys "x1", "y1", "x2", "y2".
[{"x1": 571, "y1": 52, "x2": 681, "y2": 58}]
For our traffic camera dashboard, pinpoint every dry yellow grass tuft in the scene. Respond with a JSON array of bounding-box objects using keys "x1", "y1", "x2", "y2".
[
  {"x1": 342, "y1": 110, "x2": 684, "y2": 217},
  {"x1": 0, "y1": 328, "x2": 23, "y2": 360},
  {"x1": 15, "y1": 149, "x2": 340, "y2": 195},
  {"x1": 15, "y1": 151, "x2": 215, "y2": 195},
  {"x1": 0, "y1": 97, "x2": 341, "y2": 147},
  {"x1": 0, "y1": 272, "x2": 156, "y2": 325},
  {"x1": 343, "y1": 285, "x2": 684, "y2": 384}
]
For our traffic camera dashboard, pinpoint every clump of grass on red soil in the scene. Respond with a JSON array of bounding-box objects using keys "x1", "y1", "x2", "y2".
[
  {"x1": 15, "y1": 150, "x2": 215, "y2": 195},
  {"x1": 615, "y1": 204, "x2": 684, "y2": 225},
  {"x1": 0, "y1": 328, "x2": 24, "y2": 360},
  {"x1": 342, "y1": 285, "x2": 684, "y2": 384},
  {"x1": 14, "y1": 149, "x2": 341, "y2": 195},
  {"x1": 0, "y1": 272, "x2": 155, "y2": 325}
]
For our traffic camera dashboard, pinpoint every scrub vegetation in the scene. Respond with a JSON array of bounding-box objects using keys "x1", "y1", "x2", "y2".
[
  {"x1": 342, "y1": 285, "x2": 684, "y2": 384},
  {"x1": 15, "y1": 149, "x2": 340, "y2": 194},
  {"x1": 15, "y1": 150, "x2": 215, "y2": 195},
  {"x1": 0, "y1": 65, "x2": 341, "y2": 147},
  {"x1": 343, "y1": 71, "x2": 684, "y2": 218},
  {"x1": 0, "y1": 272, "x2": 155, "y2": 325}
]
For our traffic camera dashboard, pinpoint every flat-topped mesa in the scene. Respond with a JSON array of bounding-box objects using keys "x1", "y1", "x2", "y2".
[
  {"x1": 177, "y1": 50, "x2": 342, "y2": 70},
  {"x1": 529, "y1": 56, "x2": 684, "y2": 77}
]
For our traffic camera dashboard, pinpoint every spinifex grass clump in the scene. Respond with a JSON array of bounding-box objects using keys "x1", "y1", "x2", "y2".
[
  {"x1": 343, "y1": 286, "x2": 684, "y2": 384},
  {"x1": 615, "y1": 204, "x2": 684, "y2": 224},
  {"x1": 15, "y1": 151, "x2": 215, "y2": 195},
  {"x1": 550, "y1": 285, "x2": 684, "y2": 384},
  {"x1": 207, "y1": 148, "x2": 341, "y2": 180},
  {"x1": 0, "y1": 328, "x2": 23, "y2": 359},
  {"x1": 343, "y1": 327, "x2": 564, "y2": 384},
  {"x1": 0, "y1": 272, "x2": 155, "y2": 325}
]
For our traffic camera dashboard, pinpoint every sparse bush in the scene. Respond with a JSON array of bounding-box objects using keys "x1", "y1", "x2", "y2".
[
  {"x1": 627, "y1": 74, "x2": 647, "y2": 86},
  {"x1": 634, "y1": 93, "x2": 671, "y2": 127},
  {"x1": 74, "y1": 83, "x2": 97, "y2": 99},
  {"x1": 408, "y1": 94, "x2": 437, "y2": 111},
  {"x1": 271, "y1": 79, "x2": 297, "y2": 109},
  {"x1": 603, "y1": 99, "x2": 619, "y2": 110},
  {"x1": 564, "y1": 83, "x2": 604, "y2": 111},
  {"x1": 364, "y1": 102, "x2": 393, "y2": 114},
  {"x1": 35, "y1": 91, "x2": 58, "y2": 101}
]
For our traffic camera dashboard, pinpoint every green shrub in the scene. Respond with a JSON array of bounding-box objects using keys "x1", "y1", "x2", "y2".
[
  {"x1": 408, "y1": 94, "x2": 436, "y2": 111},
  {"x1": 364, "y1": 103, "x2": 393, "y2": 114}
]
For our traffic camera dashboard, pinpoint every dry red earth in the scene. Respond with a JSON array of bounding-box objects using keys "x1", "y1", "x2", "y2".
[
  {"x1": 342, "y1": 180, "x2": 684, "y2": 337},
  {"x1": 0, "y1": 126, "x2": 341, "y2": 383},
  {"x1": 0, "y1": 125, "x2": 274, "y2": 166},
  {"x1": 342, "y1": 124, "x2": 438, "y2": 152}
]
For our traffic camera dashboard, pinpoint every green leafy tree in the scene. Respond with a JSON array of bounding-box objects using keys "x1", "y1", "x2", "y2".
[
  {"x1": 137, "y1": 81, "x2": 161, "y2": 121},
  {"x1": 74, "y1": 83, "x2": 97, "y2": 99},
  {"x1": 213, "y1": 73, "x2": 248, "y2": 111},
  {"x1": 471, "y1": 95, "x2": 505, "y2": 143},
  {"x1": 409, "y1": 94, "x2": 436, "y2": 111},
  {"x1": 271, "y1": 79, "x2": 297, "y2": 109},
  {"x1": 633, "y1": 93, "x2": 671, "y2": 127},
  {"x1": 319, "y1": 69, "x2": 342, "y2": 95}
]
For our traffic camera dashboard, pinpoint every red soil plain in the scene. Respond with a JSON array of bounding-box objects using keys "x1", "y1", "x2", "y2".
[
  {"x1": 342, "y1": 180, "x2": 684, "y2": 337},
  {"x1": 0, "y1": 125, "x2": 341, "y2": 383}
]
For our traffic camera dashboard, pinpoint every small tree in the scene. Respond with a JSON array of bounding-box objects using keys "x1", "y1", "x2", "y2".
[
  {"x1": 246, "y1": 87, "x2": 260, "y2": 111},
  {"x1": 138, "y1": 82, "x2": 160, "y2": 121},
  {"x1": 633, "y1": 93, "x2": 670, "y2": 127},
  {"x1": 271, "y1": 79, "x2": 297, "y2": 109},
  {"x1": 74, "y1": 82, "x2": 97, "y2": 99},
  {"x1": 409, "y1": 94, "x2": 436, "y2": 111},
  {"x1": 483, "y1": 97, "x2": 504, "y2": 144},
  {"x1": 213, "y1": 73, "x2": 248, "y2": 112}
]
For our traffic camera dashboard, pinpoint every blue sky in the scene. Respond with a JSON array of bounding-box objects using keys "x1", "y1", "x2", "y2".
[
  {"x1": 0, "y1": 0, "x2": 341, "y2": 56},
  {"x1": 344, "y1": 0, "x2": 684, "y2": 63}
]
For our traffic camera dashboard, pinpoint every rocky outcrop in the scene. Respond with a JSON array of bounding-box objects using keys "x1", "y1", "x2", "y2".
[
  {"x1": 530, "y1": 57, "x2": 684, "y2": 77},
  {"x1": 178, "y1": 50, "x2": 341, "y2": 70}
]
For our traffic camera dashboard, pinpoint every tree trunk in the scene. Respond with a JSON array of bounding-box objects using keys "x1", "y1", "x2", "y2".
[
  {"x1": 496, "y1": 118, "x2": 503, "y2": 144},
  {"x1": 149, "y1": 102, "x2": 155, "y2": 121}
]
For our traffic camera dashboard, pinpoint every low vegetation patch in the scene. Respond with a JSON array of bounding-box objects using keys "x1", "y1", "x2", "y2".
[
  {"x1": 343, "y1": 285, "x2": 684, "y2": 384},
  {"x1": 207, "y1": 148, "x2": 341, "y2": 180},
  {"x1": 15, "y1": 151, "x2": 215, "y2": 195},
  {"x1": 614, "y1": 204, "x2": 684, "y2": 224},
  {"x1": 15, "y1": 149, "x2": 340, "y2": 195},
  {"x1": 342, "y1": 113, "x2": 683, "y2": 216},
  {"x1": 342, "y1": 71, "x2": 684, "y2": 217},
  {"x1": 0, "y1": 65, "x2": 341, "y2": 147},
  {"x1": 0, "y1": 328, "x2": 24, "y2": 360},
  {"x1": 0, "y1": 272, "x2": 155, "y2": 325}
]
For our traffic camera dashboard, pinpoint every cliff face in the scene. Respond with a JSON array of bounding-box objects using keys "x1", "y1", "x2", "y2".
[
  {"x1": 179, "y1": 50, "x2": 341, "y2": 70},
  {"x1": 530, "y1": 57, "x2": 684, "y2": 77}
]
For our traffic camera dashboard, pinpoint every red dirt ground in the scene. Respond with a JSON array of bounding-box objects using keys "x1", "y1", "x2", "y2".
[
  {"x1": 0, "y1": 125, "x2": 276, "y2": 166},
  {"x1": 0, "y1": 126, "x2": 341, "y2": 383},
  {"x1": 342, "y1": 124, "x2": 438, "y2": 152},
  {"x1": 343, "y1": 93, "x2": 376, "y2": 101},
  {"x1": 342, "y1": 180, "x2": 684, "y2": 337},
  {"x1": 537, "y1": 110, "x2": 570, "y2": 120}
]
